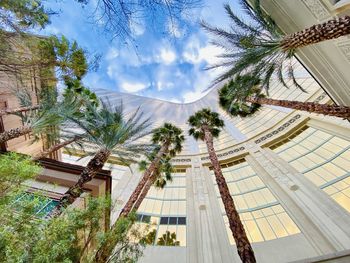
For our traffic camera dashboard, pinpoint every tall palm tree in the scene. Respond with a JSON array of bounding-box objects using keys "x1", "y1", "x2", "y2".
[
  {"x1": 120, "y1": 123, "x2": 184, "y2": 217},
  {"x1": 201, "y1": 0, "x2": 350, "y2": 91},
  {"x1": 51, "y1": 100, "x2": 152, "y2": 215},
  {"x1": 188, "y1": 108, "x2": 256, "y2": 263},
  {"x1": 133, "y1": 152, "x2": 173, "y2": 211},
  {"x1": 219, "y1": 75, "x2": 350, "y2": 118}
]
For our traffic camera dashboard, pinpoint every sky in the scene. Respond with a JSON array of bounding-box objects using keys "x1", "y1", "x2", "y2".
[{"x1": 40, "y1": 0, "x2": 241, "y2": 103}]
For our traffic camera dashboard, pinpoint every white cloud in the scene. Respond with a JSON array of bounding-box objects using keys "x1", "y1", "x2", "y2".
[
  {"x1": 167, "y1": 19, "x2": 184, "y2": 38},
  {"x1": 159, "y1": 48, "x2": 176, "y2": 64},
  {"x1": 130, "y1": 19, "x2": 145, "y2": 36},
  {"x1": 121, "y1": 81, "x2": 149, "y2": 93},
  {"x1": 182, "y1": 35, "x2": 223, "y2": 65},
  {"x1": 106, "y1": 48, "x2": 119, "y2": 60}
]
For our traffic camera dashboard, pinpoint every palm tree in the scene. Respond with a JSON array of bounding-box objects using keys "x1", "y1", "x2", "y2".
[
  {"x1": 120, "y1": 123, "x2": 184, "y2": 217},
  {"x1": 51, "y1": 100, "x2": 152, "y2": 215},
  {"x1": 31, "y1": 84, "x2": 101, "y2": 161},
  {"x1": 133, "y1": 152, "x2": 173, "y2": 212},
  {"x1": 188, "y1": 108, "x2": 256, "y2": 263},
  {"x1": 201, "y1": 0, "x2": 350, "y2": 91},
  {"x1": 219, "y1": 75, "x2": 350, "y2": 118},
  {"x1": 0, "y1": 88, "x2": 73, "y2": 144},
  {"x1": 0, "y1": 105, "x2": 40, "y2": 117}
]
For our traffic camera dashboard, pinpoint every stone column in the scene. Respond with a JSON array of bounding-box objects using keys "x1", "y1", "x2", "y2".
[
  {"x1": 110, "y1": 163, "x2": 142, "y2": 225},
  {"x1": 186, "y1": 157, "x2": 239, "y2": 263},
  {"x1": 245, "y1": 141, "x2": 350, "y2": 254}
]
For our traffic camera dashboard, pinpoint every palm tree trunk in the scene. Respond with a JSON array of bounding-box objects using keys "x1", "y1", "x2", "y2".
[
  {"x1": 280, "y1": 16, "x2": 350, "y2": 50},
  {"x1": 32, "y1": 136, "x2": 79, "y2": 161},
  {"x1": 95, "y1": 145, "x2": 168, "y2": 262},
  {"x1": 203, "y1": 127, "x2": 256, "y2": 263},
  {"x1": 133, "y1": 175, "x2": 155, "y2": 211},
  {"x1": 0, "y1": 125, "x2": 32, "y2": 144},
  {"x1": 119, "y1": 143, "x2": 169, "y2": 217},
  {"x1": 48, "y1": 148, "x2": 111, "y2": 218},
  {"x1": 0, "y1": 105, "x2": 39, "y2": 117},
  {"x1": 246, "y1": 97, "x2": 350, "y2": 118}
]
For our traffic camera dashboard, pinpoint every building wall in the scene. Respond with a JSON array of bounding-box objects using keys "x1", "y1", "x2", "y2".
[{"x1": 107, "y1": 113, "x2": 350, "y2": 263}]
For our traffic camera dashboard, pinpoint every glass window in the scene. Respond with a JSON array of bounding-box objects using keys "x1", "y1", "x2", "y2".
[
  {"x1": 213, "y1": 160, "x2": 300, "y2": 243},
  {"x1": 136, "y1": 172, "x2": 187, "y2": 246},
  {"x1": 272, "y1": 126, "x2": 350, "y2": 213}
]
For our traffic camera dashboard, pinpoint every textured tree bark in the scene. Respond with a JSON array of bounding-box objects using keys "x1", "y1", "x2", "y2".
[
  {"x1": 95, "y1": 144, "x2": 170, "y2": 263},
  {"x1": 133, "y1": 175, "x2": 155, "y2": 211},
  {"x1": 280, "y1": 16, "x2": 350, "y2": 50},
  {"x1": 203, "y1": 127, "x2": 256, "y2": 263},
  {"x1": 0, "y1": 105, "x2": 39, "y2": 116},
  {"x1": 48, "y1": 148, "x2": 111, "y2": 218},
  {"x1": 32, "y1": 136, "x2": 79, "y2": 161},
  {"x1": 119, "y1": 142, "x2": 169, "y2": 217},
  {"x1": 0, "y1": 125, "x2": 32, "y2": 143},
  {"x1": 246, "y1": 97, "x2": 350, "y2": 118}
]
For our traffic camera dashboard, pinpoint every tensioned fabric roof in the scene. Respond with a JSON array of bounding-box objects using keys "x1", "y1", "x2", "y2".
[{"x1": 93, "y1": 60, "x2": 325, "y2": 155}]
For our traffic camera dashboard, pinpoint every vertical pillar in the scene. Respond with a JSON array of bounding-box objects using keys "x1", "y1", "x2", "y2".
[
  {"x1": 245, "y1": 142, "x2": 350, "y2": 254},
  {"x1": 186, "y1": 157, "x2": 238, "y2": 263},
  {"x1": 110, "y1": 163, "x2": 141, "y2": 225}
]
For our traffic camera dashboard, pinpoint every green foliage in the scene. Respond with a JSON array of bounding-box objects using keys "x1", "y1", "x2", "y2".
[
  {"x1": 64, "y1": 99, "x2": 152, "y2": 164},
  {"x1": 201, "y1": 0, "x2": 305, "y2": 92},
  {"x1": 219, "y1": 74, "x2": 263, "y2": 118},
  {"x1": 10, "y1": 87, "x2": 80, "y2": 144},
  {"x1": 38, "y1": 35, "x2": 88, "y2": 82},
  {"x1": 0, "y1": 152, "x2": 40, "y2": 200},
  {"x1": 0, "y1": 167, "x2": 143, "y2": 263},
  {"x1": 63, "y1": 79, "x2": 99, "y2": 108},
  {"x1": 152, "y1": 123, "x2": 185, "y2": 157},
  {"x1": 188, "y1": 108, "x2": 224, "y2": 141},
  {"x1": 138, "y1": 148, "x2": 173, "y2": 189},
  {"x1": 96, "y1": 212, "x2": 145, "y2": 263},
  {"x1": 0, "y1": 0, "x2": 53, "y2": 32}
]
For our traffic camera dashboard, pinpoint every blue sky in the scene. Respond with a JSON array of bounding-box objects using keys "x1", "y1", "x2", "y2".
[{"x1": 40, "y1": 0, "x2": 241, "y2": 103}]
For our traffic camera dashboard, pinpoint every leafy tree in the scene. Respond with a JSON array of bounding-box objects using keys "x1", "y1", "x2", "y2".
[
  {"x1": 74, "y1": 0, "x2": 202, "y2": 41},
  {"x1": 120, "y1": 123, "x2": 184, "y2": 218},
  {"x1": 0, "y1": 0, "x2": 53, "y2": 32},
  {"x1": 0, "y1": 152, "x2": 40, "y2": 200},
  {"x1": 219, "y1": 74, "x2": 350, "y2": 118},
  {"x1": 201, "y1": 0, "x2": 350, "y2": 90},
  {"x1": 0, "y1": 153, "x2": 145, "y2": 262},
  {"x1": 188, "y1": 108, "x2": 256, "y2": 263}
]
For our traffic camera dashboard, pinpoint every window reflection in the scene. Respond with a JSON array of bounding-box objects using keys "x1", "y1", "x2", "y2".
[
  {"x1": 272, "y1": 127, "x2": 350, "y2": 213},
  {"x1": 136, "y1": 172, "x2": 187, "y2": 246},
  {"x1": 211, "y1": 160, "x2": 300, "y2": 243}
]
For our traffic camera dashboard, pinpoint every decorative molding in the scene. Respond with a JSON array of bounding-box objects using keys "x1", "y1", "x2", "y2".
[
  {"x1": 254, "y1": 114, "x2": 302, "y2": 144},
  {"x1": 301, "y1": 0, "x2": 330, "y2": 20},
  {"x1": 172, "y1": 158, "x2": 191, "y2": 163},
  {"x1": 336, "y1": 41, "x2": 350, "y2": 63},
  {"x1": 200, "y1": 146, "x2": 245, "y2": 161}
]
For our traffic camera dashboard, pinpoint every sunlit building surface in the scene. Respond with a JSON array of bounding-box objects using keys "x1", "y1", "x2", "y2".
[
  {"x1": 61, "y1": 56, "x2": 350, "y2": 262},
  {"x1": 59, "y1": 1, "x2": 350, "y2": 262}
]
